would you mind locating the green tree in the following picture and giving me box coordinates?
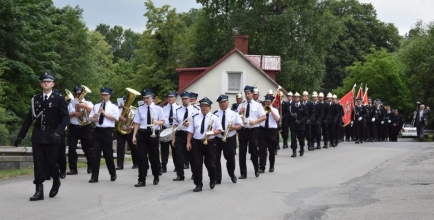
[95,24,140,62]
[335,47,411,114]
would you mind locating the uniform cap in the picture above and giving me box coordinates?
[73,86,83,93]
[244,85,254,93]
[264,94,274,101]
[294,92,300,97]
[141,89,153,97]
[216,94,228,102]
[199,97,212,106]
[40,72,55,81]
[167,91,177,97]
[318,92,324,97]
[302,91,309,96]
[100,87,113,95]
[312,91,318,97]
[179,91,191,99]
[253,87,259,95]
[267,90,273,95]
[326,92,333,98]
[332,94,337,99]
[287,91,293,96]
[236,92,242,98]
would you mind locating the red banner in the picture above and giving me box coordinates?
[340,89,354,127]
[272,91,281,109]
[362,89,369,105]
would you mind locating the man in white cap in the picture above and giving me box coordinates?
[302,91,315,151]
[351,98,367,144]
[311,92,324,149]
[231,92,243,112]
[325,92,339,147]
[252,87,263,106]
[333,95,344,146]
[289,92,309,157]
[318,92,329,148]
[281,91,293,149]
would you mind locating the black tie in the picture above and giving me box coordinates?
[246,102,250,118]
[265,113,269,128]
[183,108,188,120]
[44,95,48,102]
[169,105,173,124]
[222,111,226,129]
[200,114,206,134]
[98,102,105,125]
[147,106,151,125]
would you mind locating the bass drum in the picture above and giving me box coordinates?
[159,128,173,142]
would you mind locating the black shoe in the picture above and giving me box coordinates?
[87,167,92,174]
[355,141,360,144]
[173,168,177,172]
[67,170,78,175]
[291,153,297,157]
[111,174,117,181]
[210,180,216,189]
[360,141,363,144]
[238,175,247,179]
[277,145,281,150]
[216,180,221,184]
[45,175,51,181]
[49,179,61,198]
[115,167,123,170]
[132,165,138,169]
[283,144,288,149]
[315,146,321,150]
[153,177,159,185]
[30,184,44,201]
[269,167,274,172]
[275,151,278,155]
[230,175,237,183]
[330,144,335,147]
[259,169,265,173]
[184,164,189,169]
[59,172,66,179]
[255,170,260,177]
[159,169,163,176]
[323,145,328,149]
[135,181,146,187]
[173,176,185,181]
[88,179,98,183]
[161,167,167,173]
[193,185,202,192]
[300,151,304,157]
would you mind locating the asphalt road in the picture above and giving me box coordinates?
[1,139,433,220]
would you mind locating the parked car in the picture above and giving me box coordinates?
[399,122,417,138]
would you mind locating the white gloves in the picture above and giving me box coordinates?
[388,120,391,123]
[351,121,354,125]
[358,117,362,121]
[381,121,384,124]
[371,118,375,122]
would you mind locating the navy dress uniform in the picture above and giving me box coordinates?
[333,95,344,146]
[318,92,329,148]
[289,92,309,157]
[325,93,340,147]
[88,87,120,183]
[172,91,200,181]
[214,95,242,184]
[187,97,222,192]
[302,91,315,151]
[311,92,324,149]
[364,98,375,142]
[231,92,243,112]
[281,92,293,149]
[67,86,94,175]
[15,73,69,201]
[374,100,386,141]
[160,91,179,173]
[237,85,267,179]
[132,89,165,187]
[258,94,280,172]
[352,98,367,144]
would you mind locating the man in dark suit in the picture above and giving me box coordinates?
[364,97,375,142]
[374,100,386,141]
[289,92,309,157]
[281,92,293,149]
[14,73,69,201]
[414,104,431,141]
[325,93,340,147]
[333,95,344,146]
[302,91,315,151]
[352,98,367,144]
[391,109,402,142]
[231,92,243,112]
[311,92,324,149]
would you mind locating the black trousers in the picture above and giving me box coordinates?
[214,136,236,181]
[68,124,93,170]
[375,123,383,141]
[416,124,425,140]
[238,127,259,176]
[388,124,395,140]
[311,123,322,146]
[57,133,67,173]
[33,142,60,184]
[291,129,305,152]
[327,123,335,145]
[160,132,176,169]
[281,119,290,144]
[259,128,278,170]
[354,121,365,141]
[304,124,312,146]
[136,129,160,181]
[174,131,192,177]
[364,121,371,141]
[116,131,137,168]
[91,128,116,180]
[382,123,389,141]
[321,122,328,146]
[192,139,216,187]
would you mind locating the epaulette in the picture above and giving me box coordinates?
[192,113,199,118]
[176,106,182,111]
[213,110,218,114]
[213,114,219,117]
[193,105,199,110]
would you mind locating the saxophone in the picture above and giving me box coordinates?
[117,88,141,135]
[222,115,233,142]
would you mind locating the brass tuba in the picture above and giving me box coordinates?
[64,89,74,102]
[117,88,141,135]
[76,85,92,125]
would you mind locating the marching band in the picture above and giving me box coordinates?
[14,74,407,199]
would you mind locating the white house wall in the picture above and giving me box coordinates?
[176,52,280,111]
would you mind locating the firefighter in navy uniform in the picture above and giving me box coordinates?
[352,98,367,144]
[318,92,329,148]
[302,91,315,151]
[252,87,263,106]
[374,100,386,141]
[333,95,344,146]
[14,73,69,201]
[289,92,309,157]
[231,92,243,112]
[281,92,293,149]
[311,92,324,150]
[364,97,375,142]
[325,93,340,147]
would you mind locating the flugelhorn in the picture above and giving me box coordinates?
[222,115,233,142]
[203,116,214,145]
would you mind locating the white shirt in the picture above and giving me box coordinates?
[214,109,243,138]
[162,102,179,127]
[133,103,165,130]
[259,106,280,129]
[68,99,94,125]
[90,101,119,128]
[237,100,266,128]
[187,112,222,140]
[173,104,199,131]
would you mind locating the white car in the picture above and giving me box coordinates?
[399,122,417,138]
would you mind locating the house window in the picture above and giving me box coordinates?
[227,72,242,92]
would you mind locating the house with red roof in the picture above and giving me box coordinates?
[176,35,283,109]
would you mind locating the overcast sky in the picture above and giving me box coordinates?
[52,0,434,35]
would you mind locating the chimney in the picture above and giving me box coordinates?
[234,35,249,54]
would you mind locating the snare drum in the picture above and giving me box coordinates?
[159,128,173,142]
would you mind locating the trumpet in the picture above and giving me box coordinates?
[150,113,157,138]
[203,116,214,145]
[240,102,246,124]
[222,115,233,142]
[264,105,271,114]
